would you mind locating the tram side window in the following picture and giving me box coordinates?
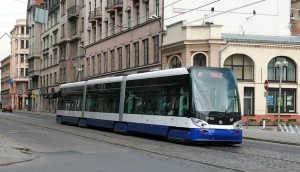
[62,94,82,111]
[86,89,120,113]
[124,86,188,116]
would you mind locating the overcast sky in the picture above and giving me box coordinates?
[0,0,27,60]
[0,0,292,61]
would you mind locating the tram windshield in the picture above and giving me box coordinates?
[190,67,241,120]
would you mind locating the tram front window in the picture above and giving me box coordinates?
[190,67,240,120]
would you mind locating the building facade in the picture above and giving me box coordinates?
[162,22,300,122]
[291,0,300,36]
[0,56,12,107]
[23,0,300,118]
[9,19,29,110]
[27,0,87,112]
[83,0,162,79]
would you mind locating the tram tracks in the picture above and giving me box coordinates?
[2,112,300,171]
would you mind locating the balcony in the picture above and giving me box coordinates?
[49,0,60,13]
[106,0,123,13]
[88,11,96,23]
[114,0,123,9]
[94,7,102,20]
[67,5,80,20]
[28,70,40,78]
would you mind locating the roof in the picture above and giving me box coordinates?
[222,33,300,45]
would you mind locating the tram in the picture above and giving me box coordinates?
[56,67,242,145]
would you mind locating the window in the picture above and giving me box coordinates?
[54,32,57,44]
[127,10,131,28]
[193,53,206,67]
[54,12,58,25]
[21,26,25,34]
[104,52,107,73]
[111,49,115,72]
[118,47,122,70]
[98,54,101,74]
[134,42,139,67]
[244,87,254,116]
[87,58,90,76]
[21,40,25,49]
[61,24,65,38]
[145,2,149,21]
[155,0,159,16]
[25,69,28,76]
[105,22,108,38]
[267,57,296,82]
[126,44,130,68]
[224,54,254,80]
[92,56,95,75]
[153,35,159,63]
[81,17,84,32]
[54,50,58,64]
[54,72,57,84]
[71,20,77,35]
[267,89,296,113]
[170,56,181,69]
[60,45,66,60]
[50,74,52,85]
[21,54,25,63]
[21,68,24,76]
[61,0,66,16]
[136,5,140,25]
[143,39,149,65]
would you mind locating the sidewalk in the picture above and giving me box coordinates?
[0,134,34,166]
[1,111,299,166]
[243,125,300,146]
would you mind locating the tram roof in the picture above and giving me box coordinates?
[126,67,189,81]
[60,68,189,88]
[60,81,86,88]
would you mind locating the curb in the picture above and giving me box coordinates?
[243,137,300,147]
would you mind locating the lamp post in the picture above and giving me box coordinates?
[274,60,288,131]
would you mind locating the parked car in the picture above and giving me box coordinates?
[2,105,13,112]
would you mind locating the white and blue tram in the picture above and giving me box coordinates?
[56,67,243,145]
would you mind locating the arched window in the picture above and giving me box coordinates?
[267,57,296,82]
[224,54,254,80]
[170,56,181,69]
[193,53,206,66]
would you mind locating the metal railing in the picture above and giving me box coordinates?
[67,5,80,19]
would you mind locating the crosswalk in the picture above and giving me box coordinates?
[279,123,300,134]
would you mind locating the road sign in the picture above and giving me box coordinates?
[264,91,268,97]
[264,80,268,90]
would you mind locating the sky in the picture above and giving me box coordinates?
[0,0,27,60]
[0,0,291,61]
[165,0,291,36]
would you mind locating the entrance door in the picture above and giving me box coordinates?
[244,87,254,116]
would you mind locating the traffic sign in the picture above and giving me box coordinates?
[264,80,268,90]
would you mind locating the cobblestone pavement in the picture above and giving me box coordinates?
[1,111,300,171]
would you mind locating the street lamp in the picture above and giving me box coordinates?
[274,60,288,131]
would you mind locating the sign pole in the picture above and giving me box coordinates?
[263,80,268,130]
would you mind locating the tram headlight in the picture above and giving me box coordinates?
[233,120,242,129]
[191,118,208,128]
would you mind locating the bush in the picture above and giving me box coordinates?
[262,118,271,121]
[288,118,297,122]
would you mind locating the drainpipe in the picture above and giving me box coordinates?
[219,41,230,67]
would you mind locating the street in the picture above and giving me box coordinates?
[0,111,300,172]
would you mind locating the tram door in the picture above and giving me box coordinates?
[243,87,254,116]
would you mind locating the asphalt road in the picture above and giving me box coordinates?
[0,112,300,172]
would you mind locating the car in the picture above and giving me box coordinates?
[2,105,13,112]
